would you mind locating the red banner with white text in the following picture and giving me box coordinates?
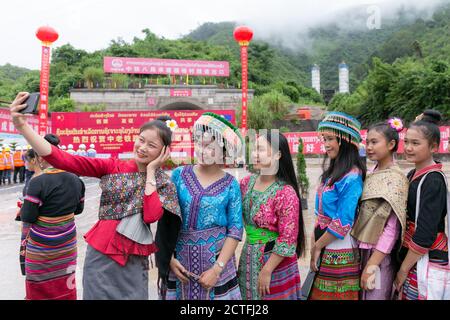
[51,110,236,159]
[286,127,450,155]
[38,46,51,136]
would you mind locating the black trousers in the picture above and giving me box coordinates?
[13,166,25,183]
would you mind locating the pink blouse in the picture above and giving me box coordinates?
[358,212,400,254]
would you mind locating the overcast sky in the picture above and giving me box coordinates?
[0,0,445,69]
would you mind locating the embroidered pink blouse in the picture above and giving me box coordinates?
[240,175,300,257]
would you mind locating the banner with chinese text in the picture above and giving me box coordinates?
[51,110,236,159]
[104,57,230,77]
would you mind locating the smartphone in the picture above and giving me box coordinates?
[19,93,40,114]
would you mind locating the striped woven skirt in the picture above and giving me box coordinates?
[238,241,301,300]
[310,247,360,300]
[19,222,32,276]
[401,266,419,300]
[166,227,241,300]
[25,214,78,300]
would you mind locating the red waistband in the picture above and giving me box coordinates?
[403,221,448,252]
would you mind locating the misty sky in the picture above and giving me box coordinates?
[0,0,446,69]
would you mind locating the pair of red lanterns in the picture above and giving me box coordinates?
[36,25,252,50]
[34,25,253,134]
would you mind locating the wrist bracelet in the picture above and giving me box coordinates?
[146,179,156,186]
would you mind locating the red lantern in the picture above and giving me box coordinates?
[36,25,58,136]
[36,26,59,44]
[233,26,253,135]
[233,26,253,46]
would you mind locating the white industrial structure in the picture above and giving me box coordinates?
[339,62,350,93]
[311,64,321,94]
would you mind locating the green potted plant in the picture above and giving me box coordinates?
[296,137,309,210]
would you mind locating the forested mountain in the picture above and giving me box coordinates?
[0,2,448,123]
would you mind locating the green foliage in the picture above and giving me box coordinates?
[296,138,309,197]
[110,74,129,88]
[50,97,76,112]
[52,44,88,65]
[0,2,448,126]
[52,71,83,97]
[238,98,273,130]
[83,67,104,88]
[331,57,450,124]
[259,90,291,119]
[80,104,107,112]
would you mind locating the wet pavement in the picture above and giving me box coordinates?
[0,160,449,299]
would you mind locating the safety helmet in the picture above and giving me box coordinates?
[61,145,67,150]
[89,144,95,149]
[79,144,86,149]
[68,144,74,149]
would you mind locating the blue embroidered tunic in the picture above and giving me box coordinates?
[166,165,243,300]
[171,165,243,238]
[315,169,364,239]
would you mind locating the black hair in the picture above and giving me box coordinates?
[321,137,367,186]
[139,116,172,146]
[409,110,442,147]
[368,120,401,153]
[24,149,37,162]
[264,131,306,258]
[44,134,60,147]
[25,134,61,161]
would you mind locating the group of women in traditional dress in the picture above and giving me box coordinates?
[309,110,449,301]
[9,91,449,300]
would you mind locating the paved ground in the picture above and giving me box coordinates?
[0,159,449,300]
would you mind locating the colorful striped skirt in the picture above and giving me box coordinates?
[25,214,78,300]
[401,266,419,300]
[310,248,361,300]
[19,222,32,276]
[166,227,241,300]
[238,241,301,300]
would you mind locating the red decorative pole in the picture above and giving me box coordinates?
[233,26,253,136]
[36,26,59,136]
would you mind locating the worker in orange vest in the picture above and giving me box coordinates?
[0,147,5,186]
[13,146,25,184]
[2,146,14,185]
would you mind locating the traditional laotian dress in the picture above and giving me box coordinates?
[20,168,85,300]
[351,165,408,300]
[42,145,180,300]
[166,165,243,300]
[238,175,302,300]
[310,169,363,300]
[400,164,448,300]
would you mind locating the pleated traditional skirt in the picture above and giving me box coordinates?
[166,227,241,300]
[82,245,149,300]
[238,241,301,300]
[310,233,361,300]
[25,214,78,300]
